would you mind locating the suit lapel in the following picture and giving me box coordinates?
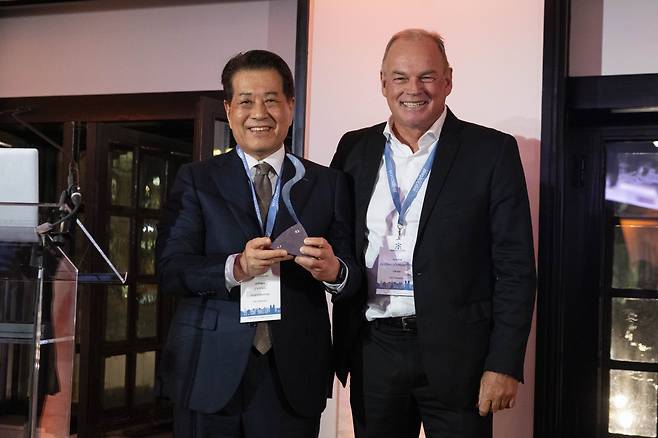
[209,150,262,240]
[417,109,462,241]
[355,129,386,256]
[271,155,316,239]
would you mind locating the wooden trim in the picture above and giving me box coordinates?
[568,74,658,110]
[59,122,74,195]
[292,0,310,157]
[534,0,570,436]
[0,91,220,123]
[194,96,226,161]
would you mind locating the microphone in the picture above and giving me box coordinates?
[67,161,82,208]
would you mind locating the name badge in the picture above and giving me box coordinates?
[240,264,282,322]
[375,235,414,296]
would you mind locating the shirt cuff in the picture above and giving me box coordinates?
[323,257,348,294]
[224,253,241,291]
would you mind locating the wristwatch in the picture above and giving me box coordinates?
[324,260,347,295]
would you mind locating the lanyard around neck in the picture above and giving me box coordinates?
[236,147,307,236]
[236,146,282,237]
[383,139,438,236]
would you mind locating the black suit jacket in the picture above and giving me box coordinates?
[155,149,360,417]
[330,109,536,409]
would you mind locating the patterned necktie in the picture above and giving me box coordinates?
[252,162,274,354]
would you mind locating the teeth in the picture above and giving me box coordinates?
[402,102,426,108]
[249,127,271,131]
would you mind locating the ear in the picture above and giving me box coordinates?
[444,67,454,96]
[380,70,387,96]
[223,100,233,128]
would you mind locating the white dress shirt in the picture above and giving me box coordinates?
[224,146,285,290]
[224,146,347,292]
[364,109,447,321]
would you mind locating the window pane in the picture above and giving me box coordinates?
[612,221,658,291]
[109,150,134,207]
[136,284,157,338]
[109,216,131,274]
[611,297,658,362]
[609,369,657,437]
[134,351,156,405]
[138,219,158,275]
[139,154,165,209]
[606,150,658,218]
[105,285,128,342]
[103,355,126,409]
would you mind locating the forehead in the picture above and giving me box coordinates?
[231,68,285,94]
[383,37,446,72]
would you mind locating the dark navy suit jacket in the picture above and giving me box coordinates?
[155,149,360,417]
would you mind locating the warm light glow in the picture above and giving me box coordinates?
[617,410,635,430]
[152,176,160,187]
[612,394,629,409]
[213,148,223,156]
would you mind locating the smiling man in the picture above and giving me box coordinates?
[156,50,360,438]
[331,29,536,437]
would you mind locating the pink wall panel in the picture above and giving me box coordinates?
[306,1,544,437]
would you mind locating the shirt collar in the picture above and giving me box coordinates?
[242,145,286,177]
[383,106,448,153]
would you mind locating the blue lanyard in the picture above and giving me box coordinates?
[236,146,306,236]
[237,146,282,237]
[383,139,438,235]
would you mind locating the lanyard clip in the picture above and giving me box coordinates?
[397,223,404,240]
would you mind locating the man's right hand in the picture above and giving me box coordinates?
[233,237,293,282]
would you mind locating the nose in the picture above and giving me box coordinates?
[406,77,422,94]
[250,99,268,119]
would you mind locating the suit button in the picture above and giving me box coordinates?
[415,272,422,277]
[249,323,257,327]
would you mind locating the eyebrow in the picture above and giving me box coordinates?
[237,91,281,97]
[391,70,438,76]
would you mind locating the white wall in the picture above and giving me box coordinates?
[601,0,658,75]
[570,0,658,76]
[305,1,544,437]
[0,0,297,97]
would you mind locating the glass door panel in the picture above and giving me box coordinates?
[109,150,135,207]
[136,284,158,339]
[605,140,658,438]
[103,354,127,410]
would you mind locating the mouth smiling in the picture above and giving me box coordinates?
[401,100,428,109]
[248,126,273,132]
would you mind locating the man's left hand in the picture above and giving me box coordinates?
[294,237,340,282]
[477,371,519,416]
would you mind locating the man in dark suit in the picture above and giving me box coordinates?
[331,29,536,437]
[156,50,360,438]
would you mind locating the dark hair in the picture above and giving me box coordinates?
[221,50,295,102]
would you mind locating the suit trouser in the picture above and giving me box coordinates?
[174,349,320,438]
[350,321,492,438]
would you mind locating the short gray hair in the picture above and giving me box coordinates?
[382,29,449,68]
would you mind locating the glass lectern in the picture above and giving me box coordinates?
[0,203,124,438]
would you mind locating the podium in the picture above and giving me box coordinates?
[0,228,77,438]
[0,203,125,438]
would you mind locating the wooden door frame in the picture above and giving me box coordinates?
[536,0,658,435]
